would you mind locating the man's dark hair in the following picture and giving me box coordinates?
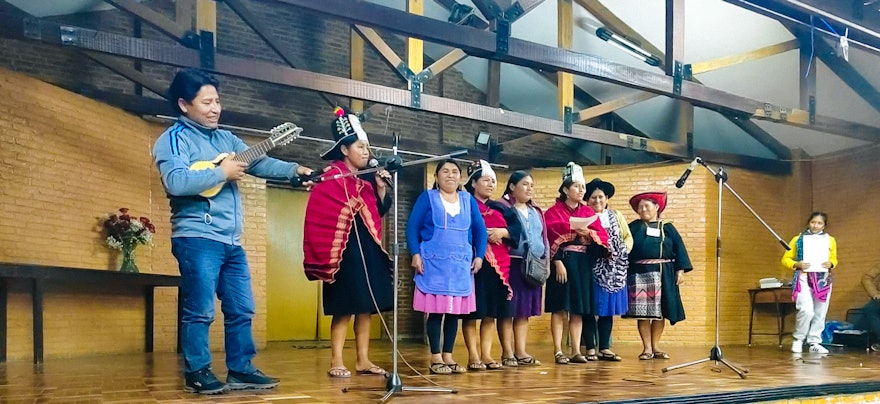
[167,68,220,114]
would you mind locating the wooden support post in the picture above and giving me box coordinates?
[558,0,574,120]
[196,0,216,45]
[351,29,364,112]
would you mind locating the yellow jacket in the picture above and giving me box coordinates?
[780,233,838,270]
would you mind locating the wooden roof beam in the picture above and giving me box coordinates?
[271,0,878,142]
[103,0,197,47]
[689,40,799,75]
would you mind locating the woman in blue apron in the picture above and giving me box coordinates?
[407,159,487,374]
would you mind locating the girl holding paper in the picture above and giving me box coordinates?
[543,163,608,364]
[781,212,838,354]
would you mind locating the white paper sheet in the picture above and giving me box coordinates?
[802,234,830,272]
[570,217,593,231]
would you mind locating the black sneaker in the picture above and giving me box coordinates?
[226,369,280,390]
[184,368,227,395]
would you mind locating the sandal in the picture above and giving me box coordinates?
[598,351,622,362]
[638,352,654,360]
[516,356,541,366]
[446,363,467,374]
[328,366,352,378]
[485,361,503,370]
[569,353,588,364]
[356,365,387,375]
[501,357,518,367]
[429,363,452,375]
[585,349,598,361]
[554,352,570,365]
[467,361,487,371]
[653,351,670,360]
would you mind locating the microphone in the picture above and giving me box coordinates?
[675,157,701,188]
[369,158,394,190]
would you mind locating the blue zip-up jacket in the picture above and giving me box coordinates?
[153,116,300,246]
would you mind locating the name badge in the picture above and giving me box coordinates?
[646,227,661,237]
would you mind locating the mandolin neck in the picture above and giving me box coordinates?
[231,138,274,164]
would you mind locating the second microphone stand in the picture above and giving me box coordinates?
[661,159,790,379]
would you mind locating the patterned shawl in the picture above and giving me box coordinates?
[593,209,629,293]
[479,199,513,300]
[303,160,386,283]
[791,230,832,302]
[544,199,608,260]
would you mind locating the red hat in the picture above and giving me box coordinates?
[629,191,667,215]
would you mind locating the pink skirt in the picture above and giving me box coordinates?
[413,282,476,315]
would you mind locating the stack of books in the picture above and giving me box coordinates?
[758,278,784,288]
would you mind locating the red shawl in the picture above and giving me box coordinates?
[544,199,608,259]
[478,199,513,300]
[303,160,386,283]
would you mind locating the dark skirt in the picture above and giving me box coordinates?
[545,250,595,315]
[322,218,393,316]
[462,261,512,320]
[508,257,543,318]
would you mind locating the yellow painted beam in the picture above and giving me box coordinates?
[576,92,658,123]
[558,0,573,119]
[351,29,364,112]
[690,40,799,75]
[196,0,215,44]
[407,0,424,86]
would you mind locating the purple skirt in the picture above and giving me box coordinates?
[509,257,543,317]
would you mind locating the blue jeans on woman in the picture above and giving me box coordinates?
[172,237,257,375]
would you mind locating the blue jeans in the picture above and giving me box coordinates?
[171,237,257,374]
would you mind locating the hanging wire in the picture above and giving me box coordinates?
[804,15,815,78]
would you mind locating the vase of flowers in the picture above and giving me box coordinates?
[100,208,156,273]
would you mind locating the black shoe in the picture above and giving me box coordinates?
[226,369,280,390]
[184,368,227,395]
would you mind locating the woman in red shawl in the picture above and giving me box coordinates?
[461,160,513,371]
[543,162,608,364]
[302,108,393,378]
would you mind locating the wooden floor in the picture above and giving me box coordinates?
[2,340,880,403]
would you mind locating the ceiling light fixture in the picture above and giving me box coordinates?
[784,0,880,42]
[474,131,503,162]
[596,27,662,67]
[732,0,880,54]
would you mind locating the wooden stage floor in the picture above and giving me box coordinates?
[2,340,880,403]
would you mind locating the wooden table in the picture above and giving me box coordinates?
[0,263,181,363]
[748,286,794,347]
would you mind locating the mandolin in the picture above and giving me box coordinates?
[190,122,301,198]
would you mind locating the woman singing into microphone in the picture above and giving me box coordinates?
[302,107,394,379]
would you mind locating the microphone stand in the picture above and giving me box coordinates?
[662,160,790,379]
[341,144,468,402]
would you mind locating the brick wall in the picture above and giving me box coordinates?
[0,67,271,359]
[1,0,861,355]
[812,147,880,322]
[518,161,806,346]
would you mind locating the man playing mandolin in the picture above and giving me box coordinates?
[153,68,314,395]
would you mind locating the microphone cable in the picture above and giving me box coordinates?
[335,160,448,386]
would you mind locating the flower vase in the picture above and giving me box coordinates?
[120,245,139,273]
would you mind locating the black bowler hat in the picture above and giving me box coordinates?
[585,177,615,199]
[320,107,370,161]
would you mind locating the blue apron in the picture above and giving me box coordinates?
[414,190,474,297]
